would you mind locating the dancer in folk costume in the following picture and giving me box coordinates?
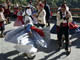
[14,7,24,26]
[13,4,19,18]
[37,3,46,28]
[28,1,36,13]
[5,9,47,59]
[23,4,32,18]
[0,8,6,37]
[4,5,10,24]
[55,4,72,54]
[43,0,51,26]
[36,2,50,44]
[51,3,80,35]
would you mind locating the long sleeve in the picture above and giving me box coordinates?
[68,11,73,23]
[56,12,63,26]
[0,12,6,22]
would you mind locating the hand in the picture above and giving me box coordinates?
[39,20,41,22]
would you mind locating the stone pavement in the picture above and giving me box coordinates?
[0,19,80,60]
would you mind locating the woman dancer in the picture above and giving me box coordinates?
[5,9,47,59]
[37,3,46,28]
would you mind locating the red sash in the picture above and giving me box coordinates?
[31,26,44,37]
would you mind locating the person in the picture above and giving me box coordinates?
[4,5,10,24]
[13,4,19,18]
[50,3,80,34]
[22,5,33,26]
[37,3,46,28]
[14,7,24,26]
[2,1,7,9]
[6,0,11,9]
[5,10,47,59]
[0,8,6,37]
[43,0,51,26]
[56,4,72,54]
[22,4,33,20]
[28,1,36,13]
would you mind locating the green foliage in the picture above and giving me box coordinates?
[47,0,80,8]
[0,0,5,3]
[0,0,80,8]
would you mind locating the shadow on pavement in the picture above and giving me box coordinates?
[37,39,58,53]
[39,39,71,60]
[0,50,35,60]
[70,33,80,48]
[39,52,67,60]
[0,50,32,60]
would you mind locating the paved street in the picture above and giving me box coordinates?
[0,18,80,60]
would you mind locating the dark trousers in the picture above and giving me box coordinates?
[57,26,69,50]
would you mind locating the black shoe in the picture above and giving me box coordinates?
[65,48,71,55]
[66,50,70,55]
